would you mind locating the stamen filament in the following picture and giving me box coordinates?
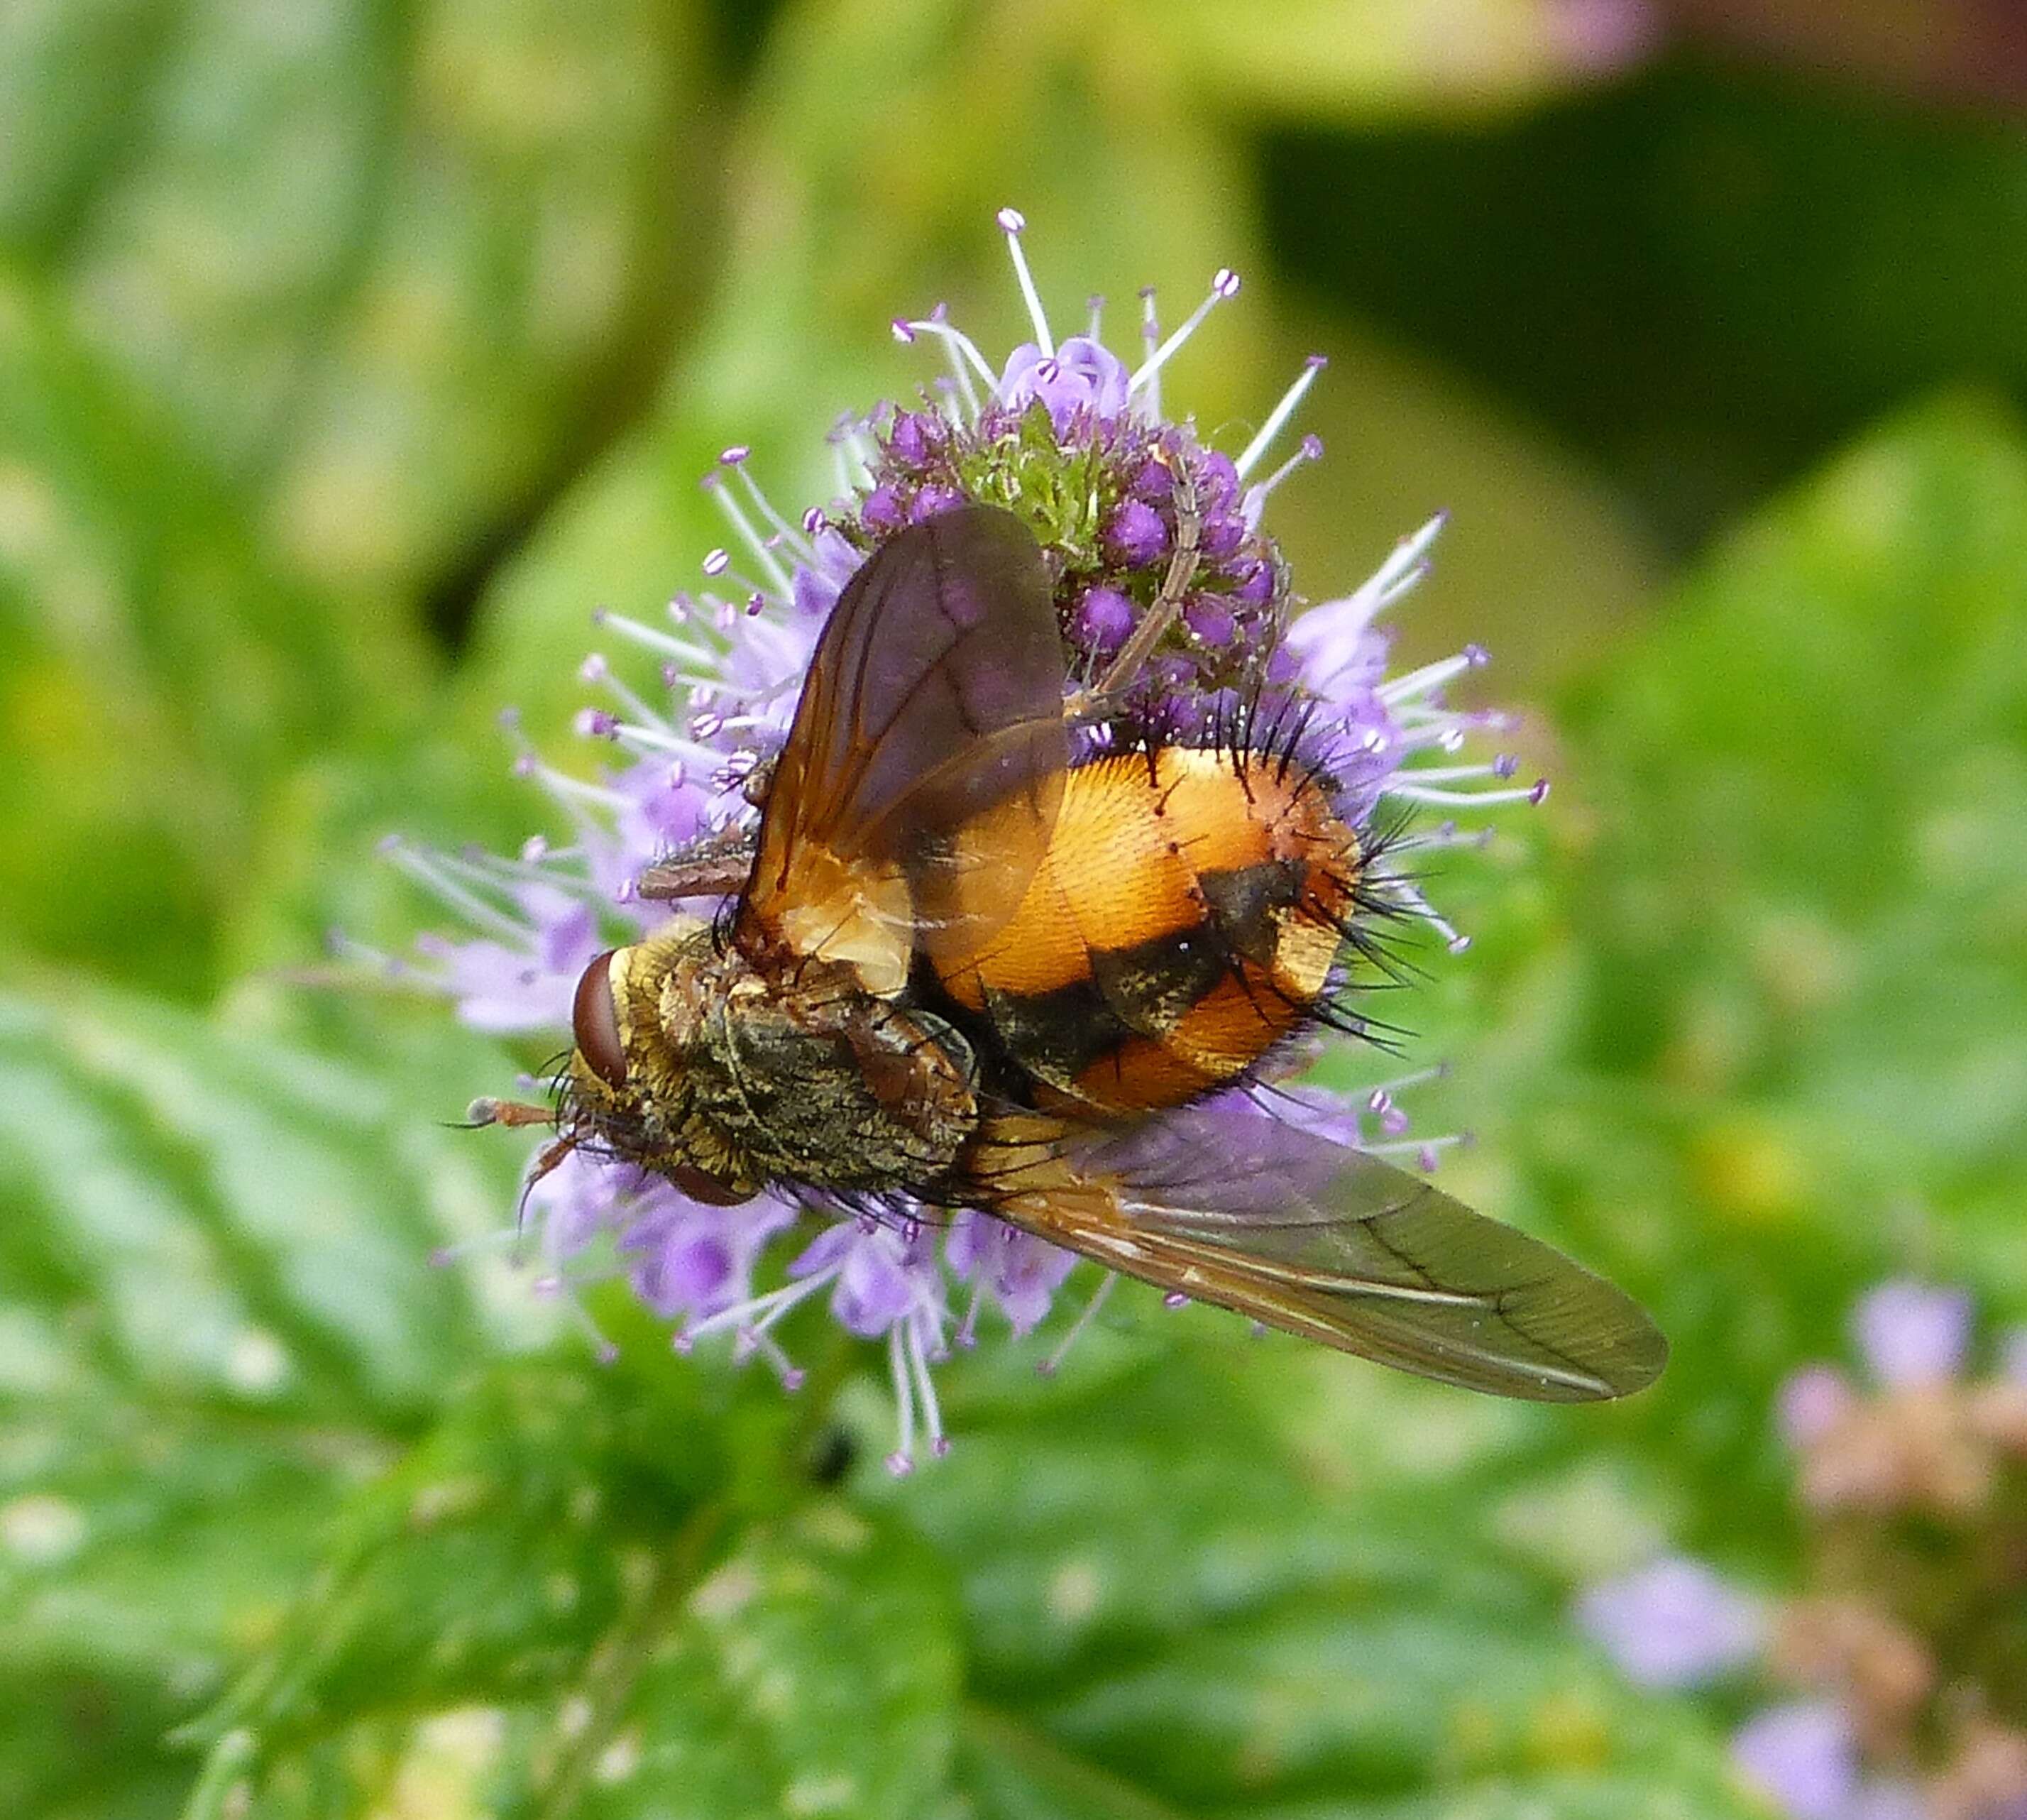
[1236,356,1327,479]
[384,842,534,947]
[705,476,796,598]
[1129,268,1240,396]
[996,207,1053,356]
[1138,287,1163,415]
[886,1323,918,1475]
[1039,1271,1116,1377]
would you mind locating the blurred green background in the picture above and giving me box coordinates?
[4,1,2026,1815]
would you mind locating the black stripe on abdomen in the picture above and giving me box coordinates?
[969,859,1318,1099]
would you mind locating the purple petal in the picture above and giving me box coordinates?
[1732,1701,1858,1820]
[1576,1557,1766,1689]
[610,756,710,864]
[1852,1281,1972,1387]
[945,1212,1075,1338]
[1103,498,1168,567]
[999,336,1131,426]
[792,1220,940,1339]
[419,933,576,1034]
[524,1148,627,1259]
[1283,595,1393,695]
[620,1189,799,1320]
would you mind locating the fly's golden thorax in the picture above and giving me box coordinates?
[564,920,982,1200]
[930,747,1358,1117]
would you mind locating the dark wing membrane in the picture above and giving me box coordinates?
[739,505,1069,977]
[974,1102,1665,1401]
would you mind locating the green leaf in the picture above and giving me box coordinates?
[1552,394,2027,1253]
[2,0,718,612]
[0,987,524,1414]
[185,1366,960,1820]
[0,267,429,994]
[1450,395,2027,1552]
[858,1320,1755,1819]
[0,976,548,1816]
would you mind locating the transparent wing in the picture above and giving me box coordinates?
[972,1100,1665,1401]
[737,505,1068,987]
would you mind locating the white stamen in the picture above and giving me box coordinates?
[517,761,631,813]
[886,1323,918,1476]
[1302,512,1449,661]
[1138,287,1163,416]
[1365,1133,1468,1163]
[727,458,819,566]
[1129,268,1240,397]
[896,318,999,397]
[704,475,794,598]
[1236,356,1327,480]
[681,1269,833,1348]
[1378,651,1474,706]
[383,842,534,947]
[908,1317,948,1457]
[588,661,674,735]
[593,608,706,666]
[1387,761,1507,784]
[435,844,613,911]
[996,207,1053,357]
[1039,1271,1116,1377]
[1385,780,1547,808]
[1241,434,1323,522]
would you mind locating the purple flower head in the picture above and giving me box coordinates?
[1852,1281,1972,1388]
[380,211,1537,1470]
[1582,1283,2027,1820]
[1734,1701,1860,1820]
[1576,1556,1767,1689]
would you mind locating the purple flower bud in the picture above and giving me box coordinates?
[888,411,935,466]
[999,336,1131,427]
[1228,557,1275,605]
[1104,498,1169,566]
[862,486,905,531]
[1183,596,1236,648]
[1130,456,1174,502]
[1198,514,1246,559]
[1197,448,1239,510]
[1072,584,1136,655]
[910,483,965,522]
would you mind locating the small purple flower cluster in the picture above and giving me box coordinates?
[359,212,1544,1470]
[1579,1282,2027,1820]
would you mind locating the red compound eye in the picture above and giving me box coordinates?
[572,949,627,1088]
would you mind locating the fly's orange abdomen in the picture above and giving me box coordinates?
[932,747,1356,1115]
